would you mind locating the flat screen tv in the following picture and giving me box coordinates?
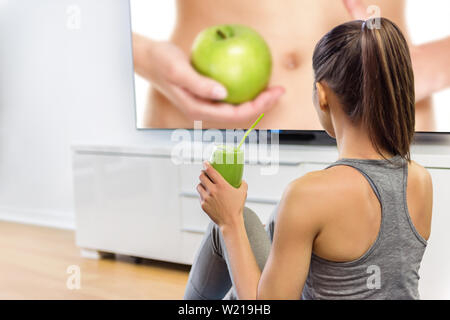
[130,0,450,139]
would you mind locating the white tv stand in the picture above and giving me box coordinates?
[72,140,450,299]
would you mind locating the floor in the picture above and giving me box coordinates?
[0,221,190,299]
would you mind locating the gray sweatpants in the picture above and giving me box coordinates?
[183,207,276,300]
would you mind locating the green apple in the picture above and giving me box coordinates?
[191,24,272,104]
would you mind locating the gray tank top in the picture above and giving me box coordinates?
[301,155,428,300]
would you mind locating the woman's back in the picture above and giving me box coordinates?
[293,156,433,299]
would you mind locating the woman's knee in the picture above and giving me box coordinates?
[242,207,271,270]
[206,207,264,257]
[243,207,263,230]
[206,220,224,257]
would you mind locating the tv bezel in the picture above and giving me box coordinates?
[135,127,450,146]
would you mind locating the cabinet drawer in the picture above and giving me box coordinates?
[179,164,203,194]
[244,163,330,200]
[179,162,330,202]
[179,163,300,199]
[244,164,298,200]
[180,196,209,234]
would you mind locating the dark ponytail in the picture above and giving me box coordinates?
[313,18,415,161]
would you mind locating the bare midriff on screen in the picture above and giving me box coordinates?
[143,0,433,130]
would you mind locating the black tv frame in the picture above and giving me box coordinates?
[274,130,450,146]
[139,129,448,147]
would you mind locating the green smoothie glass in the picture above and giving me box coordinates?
[209,113,264,188]
[210,145,244,188]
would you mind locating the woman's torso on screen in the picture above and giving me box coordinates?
[144,0,433,130]
[297,157,432,299]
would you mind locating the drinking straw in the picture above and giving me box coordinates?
[237,113,265,149]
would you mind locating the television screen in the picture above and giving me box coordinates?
[130,0,450,133]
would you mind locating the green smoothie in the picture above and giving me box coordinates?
[209,113,264,188]
[210,145,244,188]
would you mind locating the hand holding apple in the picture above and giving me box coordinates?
[132,33,283,123]
[191,25,273,104]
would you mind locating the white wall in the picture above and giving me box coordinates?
[0,0,74,228]
[0,0,173,229]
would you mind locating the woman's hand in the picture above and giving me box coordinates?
[196,161,248,229]
[133,34,285,123]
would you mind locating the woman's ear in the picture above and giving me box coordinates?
[315,82,329,112]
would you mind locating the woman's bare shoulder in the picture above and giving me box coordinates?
[276,170,338,236]
[281,166,366,218]
[277,165,385,240]
[409,160,433,185]
[287,165,368,196]
[406,160,433,240]
[408,160,433,205]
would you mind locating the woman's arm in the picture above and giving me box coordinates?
[411,37,450,101]
[220,218,261,299]
[342,0,450,101]
[197,162,260,299]
[257,178,323,299]
[198,163,324,299]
